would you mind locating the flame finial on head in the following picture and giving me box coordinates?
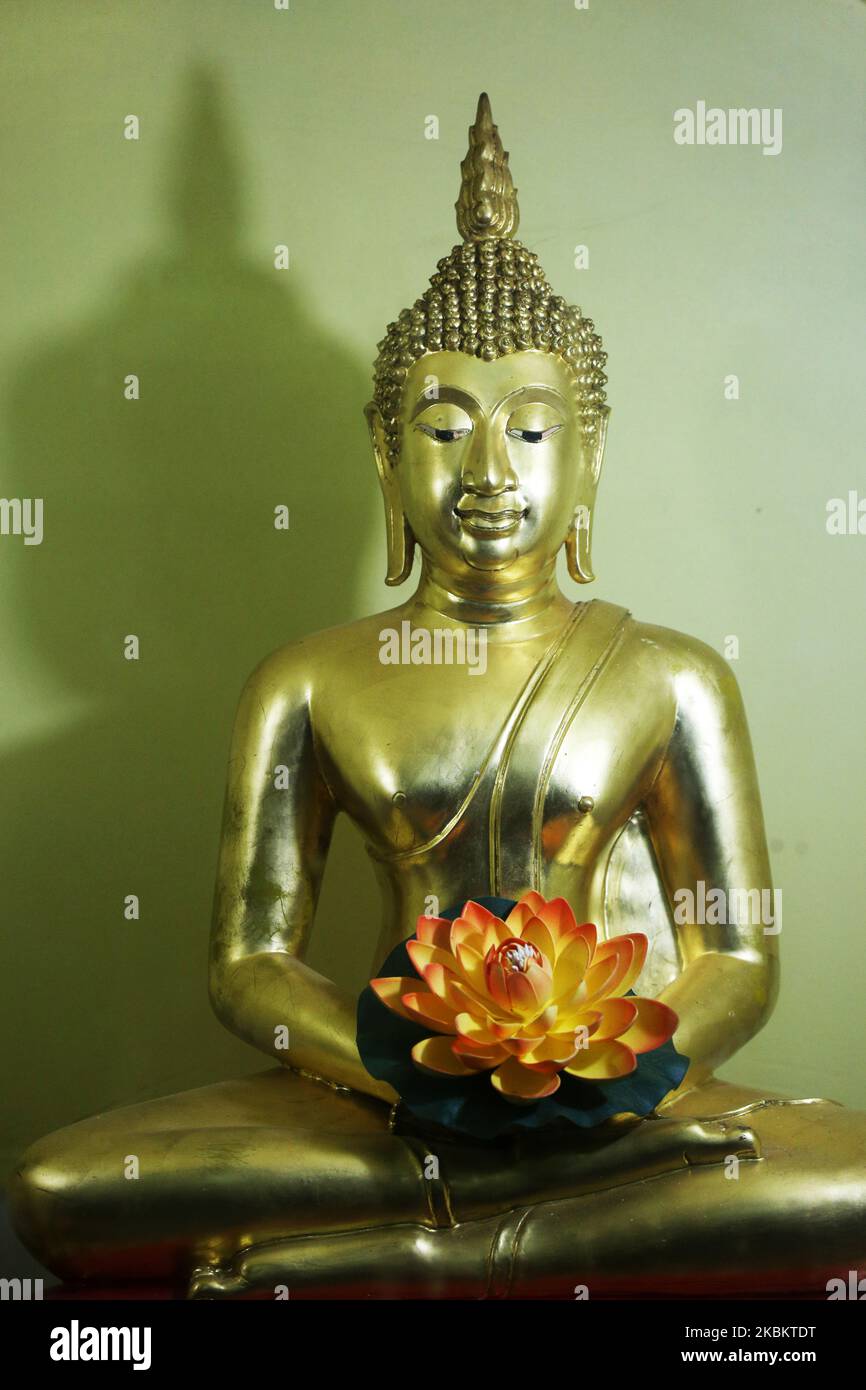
[455,93,519,241]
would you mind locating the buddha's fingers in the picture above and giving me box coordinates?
[628,1115,761,1173]
[545,1113,758,1191]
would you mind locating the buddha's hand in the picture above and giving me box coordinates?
[578,1111,761,1184]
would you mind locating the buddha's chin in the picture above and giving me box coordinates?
[458,533,522,572]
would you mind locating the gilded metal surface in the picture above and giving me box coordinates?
[455,92,519,241]
[9,95,866,1298]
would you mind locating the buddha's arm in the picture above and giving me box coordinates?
[209,650,397,1103]
[643,633,780,1086]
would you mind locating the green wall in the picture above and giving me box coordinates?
[1,0,864,1177]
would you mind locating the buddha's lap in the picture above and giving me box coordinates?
[10,1067,866,1282]
[10,1069,404,1274]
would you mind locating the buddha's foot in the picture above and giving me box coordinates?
[188,1264,250,1300]
[185,1222,508,1300]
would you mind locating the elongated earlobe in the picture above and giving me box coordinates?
[365,402,415,585]
[383,507,415,586]
[565,409,609,584]
[565,522,595,584]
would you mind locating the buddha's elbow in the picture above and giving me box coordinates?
[739,951,780,1040]
[208,951,288,1052]
[208,954,244,1034]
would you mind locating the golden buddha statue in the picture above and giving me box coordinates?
[10,94,866,1299]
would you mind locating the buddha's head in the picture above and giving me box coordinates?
[366,94,609,591]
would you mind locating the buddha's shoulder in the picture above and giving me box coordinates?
[614,605,742,703]
[236,609,407,703]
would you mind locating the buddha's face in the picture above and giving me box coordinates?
[378,350,601,586]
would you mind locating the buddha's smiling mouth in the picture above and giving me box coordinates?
[454,500,528,536]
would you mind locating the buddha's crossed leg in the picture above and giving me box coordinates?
[11,1068,864,1297]
[189,1088,866,1299]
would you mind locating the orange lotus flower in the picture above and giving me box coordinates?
[371,892,678,1103]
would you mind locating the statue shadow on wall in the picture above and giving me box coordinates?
[0,67,383,1161]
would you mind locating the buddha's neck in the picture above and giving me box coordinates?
[410,560,574,638]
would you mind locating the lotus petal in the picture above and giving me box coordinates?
[409,949,492,1013]
[449,916,485,956]
[551,933,592,999]
[454,1011,501,1046]
[522,1003,559,1037]
[594,932,648,996]
[554,920,598,964]
[565,1038,637,1080]
[535,895,579,946]
[590,996,638,1041]
[582,943,632,1004]
[488,1018,521,1040]
[420,961,459,1003]
[483,953,511,1012]
[454,941,487,993]
[370,976,429,1024]
[504,900,537,933]
[504,960,553,1015]
[448,976,513,1024]
[617,997,679,1054]
[461,900,510,951]
[502,1034,541,1058]
[411,1036,480,1077]
[401,991,459,1033]
[415,916,454,950]
[451,1038,508,1069]
[523,1033,581,1065]
[491,1056,561,1101]
[407,940,457,980]
[512,890,547,918]
[552,1005,601,1035]
[520,914,557,963]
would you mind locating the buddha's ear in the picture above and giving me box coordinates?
[566,410,610,586]
[587,407,610,486]
[364,402,415,586]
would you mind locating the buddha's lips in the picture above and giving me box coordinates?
[455,501,527,534]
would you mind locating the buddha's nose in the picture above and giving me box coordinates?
[461,420,517,495]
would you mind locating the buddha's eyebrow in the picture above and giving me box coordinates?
[498,384,569,410]
[409,386,480,420]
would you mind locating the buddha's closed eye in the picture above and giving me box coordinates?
[416,424,472,443]
[415,422,565,444]
[506,424,564,443]
[505,400,566,443]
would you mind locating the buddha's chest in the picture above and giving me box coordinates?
[320,650,671,866]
